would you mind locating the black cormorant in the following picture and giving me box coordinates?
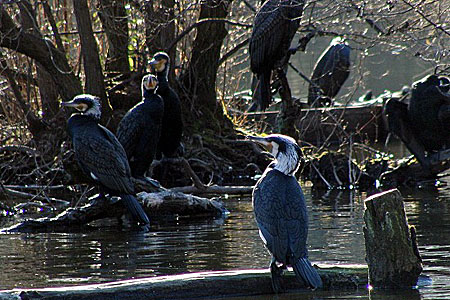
[116,74,164,178]
[408,74,450,152]
[308,37,351,107]
[248,134,322,292]
[149,52,183,158]
[249,0,305,111]
[61,94,150,227]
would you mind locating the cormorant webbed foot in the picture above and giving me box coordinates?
[270,258,285,294]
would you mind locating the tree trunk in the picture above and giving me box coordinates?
[180,0,234,134]
[276,69,300,141]
[97,0,130,75]
[73,0,111,123]
[144,0,176,83]
[18,1,60,121]
[0,6,82,101]
[363,189,422,288]
[0,55,45,138]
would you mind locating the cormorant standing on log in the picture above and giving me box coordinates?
[116,74,164,178]
[308,37,351,107]
[149,52,183,158]
[249,0,305,111]
[61,94,150,227]
[247,134,322,292]
[408,74,450,152]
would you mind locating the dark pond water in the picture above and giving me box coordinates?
[1,176,449,299]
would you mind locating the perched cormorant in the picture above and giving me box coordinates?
[116,74,164,178]
[149,52,183,158]
[308,37,351,107]
[249,0,305,111]
[248,134,322,292]
[408,74,450,152]
[61,94,150,227]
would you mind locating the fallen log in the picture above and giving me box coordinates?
[139,190,227,218]
[0,191,226,233]
[363,189,422,288]
[0,265,369,300]
[170,185,252,195]
[380,153,450,187]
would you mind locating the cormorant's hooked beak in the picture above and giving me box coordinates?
[143,76,158,90]
[246,135,273,153]
[149,58,167,73]
[61,101,87,112]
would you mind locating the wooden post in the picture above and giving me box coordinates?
[363,189,422,288]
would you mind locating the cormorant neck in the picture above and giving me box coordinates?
[143,89,157,99]
[73,110,100,122]
[156,66,169,83]
[272,147,300,176]
[81,104,101,121]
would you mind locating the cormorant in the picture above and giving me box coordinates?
[408,74,450,152]
[116,74,164,178]
[248,134,322,292]
[149,52,183,158]
[308,37,351,107]
[61,94,150,227]
[249,0,305,111]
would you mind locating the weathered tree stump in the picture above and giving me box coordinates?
[363,189,422,288]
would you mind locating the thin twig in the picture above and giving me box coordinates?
[219,38,249,66]
[1,187,69,206]
[165,18,252,52]
[4,184,65,190]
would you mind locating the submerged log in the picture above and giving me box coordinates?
[0,265,369,300]
[0,191,226,233]
[380,151,450,187]
[363,189,422,288]
[170,185,252,195]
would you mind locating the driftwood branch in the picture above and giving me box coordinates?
[0,190,226,233]
[0,265,427,299]
[0,265,372,300]
[171,185,252,195]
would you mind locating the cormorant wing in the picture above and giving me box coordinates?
[116,105,146,158]
[249,1,286,73]
[73,124,134,194]
[253,169,308,263]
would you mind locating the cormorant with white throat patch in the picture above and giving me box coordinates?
[149,52,183,158]
[61,94,150,228]
[116,74,164,179]
[248,134,322,293]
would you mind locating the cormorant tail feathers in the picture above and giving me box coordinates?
[292,257,323,289]
[120,194,150,225]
